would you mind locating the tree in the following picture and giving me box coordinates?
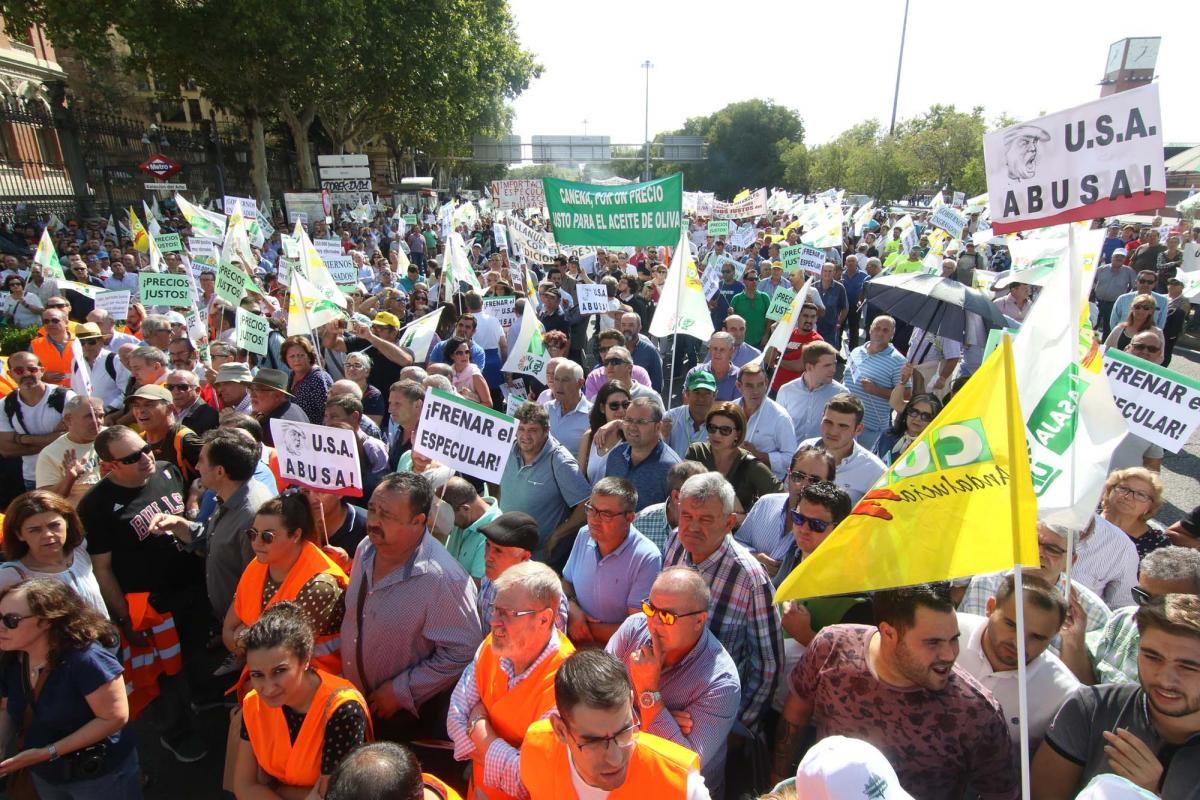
[778,141,810,192]
[895,105,987,194]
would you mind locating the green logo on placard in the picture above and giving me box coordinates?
[1026,364,1086,456]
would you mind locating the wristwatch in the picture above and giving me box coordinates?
[45,743,59,761]
[638,690,662,709]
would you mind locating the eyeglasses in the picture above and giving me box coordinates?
[743,276,759,282]
[1130,342,1161,354]
[584,502,628,520]
[112,443,153,465]
[788,470,824,484]
[244,528,280,544]
[791,510,831,533]
[604,358,630,367]
[1130,586,1153,607]
[641,599,706,626]
[46,303,68,309]
[41,318,63,325]
[607,400,631,410]
[908,409,935,423]
[1133,303,1154,309]
[1,613,35,630]
[706,422,735,436]
[9,365,40,375]
[165,383,194,392]
[1112,484,1153,503]
[563,718,639,754]
[1037,539,1067,558]
[488,604,544,624]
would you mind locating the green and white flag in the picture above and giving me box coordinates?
[446,232,482,293]
[33,228,64,279]
[287,270,345,337]
[143,202,161,237]
[501,300,548,383]
[175,193,227,240]
[222,201,257,273]
[649,229,714,341]
[398,307,442,363]
[293,223,347,310]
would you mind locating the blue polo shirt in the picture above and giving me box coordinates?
[604,439,681,511]
[563,525,661,624]
[499,436,592,554]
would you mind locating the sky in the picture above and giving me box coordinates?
[507,0,1199,158]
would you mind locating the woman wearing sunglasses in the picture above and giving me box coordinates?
[233,603,369,800]
[0,578,139,798]
[577,383,631,484]
[872,393,943,466]
[1104,293,1162,353]
[3,276,44,329]
[0,491,106,617]
[684,402,783,521]
[222,493,349,690]
[444,335,491,407]
[1099,467,1170,560]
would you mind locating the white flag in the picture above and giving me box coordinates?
[501,300,548,383]
[761,277,815,358]
[287,270,345,337]
[649,229,715,341]
[397,307,442,363]
[447,232,483,292]
[70,339,93,398]
[175,193,227,240]
[1012,223,1128,528]
[143,201,161,236]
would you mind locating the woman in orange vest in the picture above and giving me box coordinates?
[222,492,348,681]
[233,602,370,800]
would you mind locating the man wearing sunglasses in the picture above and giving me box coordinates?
[1109,269,1169,332]
[0,351,75,490]
[606,567,740,797]
[30,306,77,387]
[520,650,706,798]
[1059,545,1200,687]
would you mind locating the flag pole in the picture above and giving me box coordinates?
[1014,565,1032,800]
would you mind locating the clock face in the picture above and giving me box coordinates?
[1126,37,1160,70]
[1105,41,1125,77]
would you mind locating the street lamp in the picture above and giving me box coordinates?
[642,60,653,181]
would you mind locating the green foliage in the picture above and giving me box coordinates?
[506,164,576,180]
[0,325,41,357]
[778,141,810,193]
[894,105,987,194]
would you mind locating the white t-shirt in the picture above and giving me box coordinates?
[0,549,107,616]
[472,312,504,351]
[0,386,75,482]
[35,432,101,506]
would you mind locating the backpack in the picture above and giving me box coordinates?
[4,385,68,433]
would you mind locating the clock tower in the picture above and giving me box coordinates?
[1100,37,1160,97]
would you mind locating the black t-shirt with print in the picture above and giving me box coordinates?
[79,463,204,597]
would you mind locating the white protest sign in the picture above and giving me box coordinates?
[781,243,826,276]
[712,189,768,220]
[504,392,524,416]
[489,179,547,211]
[952,191,966,207]
[235,307,270,356]
[223,196,258,219]
[414,387,516,483]
[1103,347,1200,453]
[576,283,611,315]
[188,237,219,268]
[766,286,797,321]
[984,83,1165,234]
[493,223,509,251]
[930,205,967,239]
[325,256,357,286]
[701,261,721,300]
[96,290,131,321]
[578,253,597,275]
[1182,241,1200,274]
[313,239,343,263]
[270,418,364,497]
[502,301,549,382]
[481,295,517,331]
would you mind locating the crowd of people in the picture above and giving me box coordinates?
[0,196,1194,800]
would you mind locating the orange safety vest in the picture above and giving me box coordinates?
[30,333,75,387]
[120,592,183,720]
[0,357,16,399]
[233,542,348,676]
[519,719,697,800]
[265,447,287,492]
[471,631,575,800]
[423,773,465,800]
[242,669,371,788]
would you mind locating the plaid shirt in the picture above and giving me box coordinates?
[959,571,1111,656]
[1087,605,1139,684]
[664,533,783,729]
[633,502,671,553]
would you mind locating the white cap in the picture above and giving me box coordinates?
[794,736,913,800]
[1113,248,1129,257]
[165,311,188,326]
[1075,774,1158,799]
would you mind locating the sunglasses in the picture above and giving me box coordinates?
[607,400,631,410]
[908,409,935,423]
[41,318,64,325]
[641,600,705,626]
[244,528,281,544]
[1130,343,1161,354]
[791,510,831,533]
[47,303,68,309]
[604,358,630,367]
[706,422,736,436]
[788,470,825,484]
[112,443,153,465]
[9,365,40,375]
[1,613,34,630]
[165,383,194,392]
[1131,586,1153,607]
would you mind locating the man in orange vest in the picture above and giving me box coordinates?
[447,561,575,799]
[30,304,76,386]
[519,650,709,799]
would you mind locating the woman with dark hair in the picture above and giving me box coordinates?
[444,335,490,406]
[618,275,651,330]
[234,603,370,800]
[0,491,106,616]
[577,383,631,483]
[0,578,138,798]
[685,402,783,517]
[282,335,334,425]
[872,393,943,465]
[3,275,44,328]
[222,492,349,684]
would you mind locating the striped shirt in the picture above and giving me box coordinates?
[1086,605,1139,684]
[341,535,482,712]
[1072,514,1141,609]
[959,571,1110,655]
[447,634,563,799]
[733,493,792,560]
[664,533,783,729]
[607,615,741,793]
[843,343,907,433]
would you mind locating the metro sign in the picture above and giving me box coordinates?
[138,153,182,181]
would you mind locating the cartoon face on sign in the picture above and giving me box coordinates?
[281,425,306,458]
[1003,125,1051,181]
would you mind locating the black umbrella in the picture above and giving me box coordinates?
[864,272,1007,341]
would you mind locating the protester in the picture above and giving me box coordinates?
[577,382,630,482]
[872,391,941,465]
[684,402,783,516]
[34,395,103,506]
[798,393,886,504]
[249,368,310,446]
[1099,468,1170,559]
[777,342,846,443]
[0,490,106,614]
[0,351,75,491]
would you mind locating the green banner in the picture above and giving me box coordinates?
[708,219,730,238]
[139,273,192,306]
[402,214,417,226]
[154,232,183,253]
[217,261,245,306]
[542,173,683,246]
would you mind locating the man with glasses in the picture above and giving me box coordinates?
[607,567,741,797]
[447,561,573,800]
[1109,330,1168,472]
[0,352,75,490]
[959,521,1111,656]
[730,271,770,351]
[583,330,652,400]
[79,425,209,762]
[1059,545,1200,685]
[519,649,707,798]
[1110,269,1169,331]
[165,368,218,435]
[563,478,661,646]
[30,306,76,386]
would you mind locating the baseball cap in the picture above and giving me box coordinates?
[794,736,913,800]
[479,512,540,553]
[1113,248,1128,257]
[127,384,172,403]
[372,311,401,329]
[686,370,717,393]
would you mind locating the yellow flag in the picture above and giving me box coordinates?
[129,207,149,253]
[776,336,1038,601]
[732,188,750,203]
